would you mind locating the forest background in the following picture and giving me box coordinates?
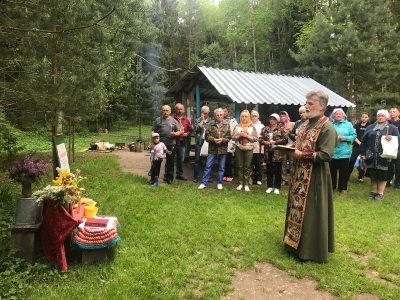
[1,0,400,156]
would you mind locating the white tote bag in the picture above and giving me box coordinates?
[200,141,209,157]
[200,127,209,157]
[381,136,398,159]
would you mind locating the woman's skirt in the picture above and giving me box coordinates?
[365,168,389,181]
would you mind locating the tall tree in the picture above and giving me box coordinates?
[292,0,400,113]
[149,0,186,88]
[0,0,154,127]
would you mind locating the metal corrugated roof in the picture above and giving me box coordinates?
[166,66,355,107]
[198,66,355,107]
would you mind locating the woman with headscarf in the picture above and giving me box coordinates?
[329,108,356,194]
[279,111,295,186]
[232,110,258,191]
[359,109,400,200]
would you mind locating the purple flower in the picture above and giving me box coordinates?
[9,152,48,184]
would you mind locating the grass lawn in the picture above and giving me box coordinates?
[28,155,400,299]
[1,126,400,299]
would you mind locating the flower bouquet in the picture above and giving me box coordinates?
[9,151,48,198]
[34,168,86,207]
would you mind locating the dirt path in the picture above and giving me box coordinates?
[110,149,377,300]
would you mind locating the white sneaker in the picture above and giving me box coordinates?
[274,188,280,194]
[244,185,250,192]
[266,187,273,193]
[236,185,243,190]
[256,181,262,185]
[198,184,206,190]
[217,184,223,190]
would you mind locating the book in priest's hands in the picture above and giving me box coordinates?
[274,145,296,151]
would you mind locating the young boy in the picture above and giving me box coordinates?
[149,133,171,186]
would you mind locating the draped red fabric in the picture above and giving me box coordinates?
[40,200,78,272]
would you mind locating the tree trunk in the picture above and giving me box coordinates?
[251,0,257,72]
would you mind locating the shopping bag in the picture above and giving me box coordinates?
[357,156,365,172]
[200,141,209,157]
[381,136,398,159]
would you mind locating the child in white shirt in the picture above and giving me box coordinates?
[149,133,171,186]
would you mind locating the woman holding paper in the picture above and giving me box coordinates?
[359,109,400,200]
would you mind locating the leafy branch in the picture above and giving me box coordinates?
[0,6,116,34]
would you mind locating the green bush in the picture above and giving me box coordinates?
[0,183,17,257]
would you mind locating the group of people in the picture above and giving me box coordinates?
[195,108,301,193]
[329,107,400,200]
[148,91,400,263]
[149,103,193,186]
[194,90,337,263]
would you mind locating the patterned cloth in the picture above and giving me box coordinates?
[73,226,120,250]
[40,200,79,272]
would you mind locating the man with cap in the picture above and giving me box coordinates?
[260,113,288,194]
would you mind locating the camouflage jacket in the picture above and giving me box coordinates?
[260,124,288,162]
[204,119,232,155]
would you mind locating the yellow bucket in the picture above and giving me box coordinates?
[84,206,98,219]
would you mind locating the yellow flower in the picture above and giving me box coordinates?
[60,170,70,178]
[53,178,63,186]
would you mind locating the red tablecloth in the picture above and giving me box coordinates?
[40,202,86,272]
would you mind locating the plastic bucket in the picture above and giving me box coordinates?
[84,206,98,218]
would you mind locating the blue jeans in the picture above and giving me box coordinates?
[201,153,227,185]
[175,143,186,177]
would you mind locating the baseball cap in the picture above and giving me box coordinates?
[152,133,160,138]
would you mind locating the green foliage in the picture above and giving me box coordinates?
[1,0,157,130]
[0,185,15,251]
[0,111,24,159]
[293,0,400,105]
